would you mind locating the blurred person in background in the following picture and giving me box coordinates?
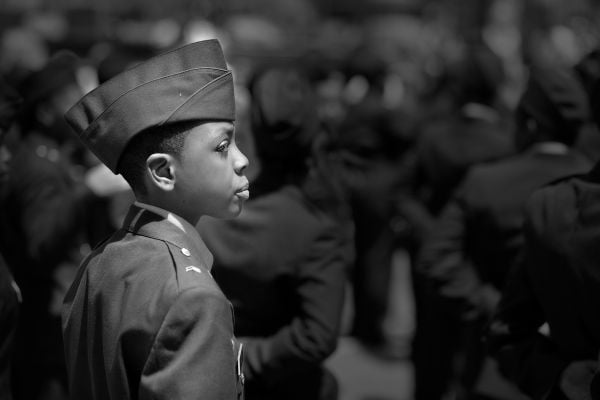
[199,64,353,400]
[0,77,22,400]
[419,65,592,400]
[409,42,515,400]
[413,43,514,216]
[331,42,413,357]
[486,49,600,400]
[0,51,93,400]
[573,48,600,163]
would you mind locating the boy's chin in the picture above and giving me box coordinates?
[215,204,243,220]
[228,206,244,219]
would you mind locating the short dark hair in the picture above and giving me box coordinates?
[117,120,199,195]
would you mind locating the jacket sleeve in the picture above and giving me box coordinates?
[240,222,348,384]
[139,287,238,400]
[418,183,496,317]
[486,213,568,400]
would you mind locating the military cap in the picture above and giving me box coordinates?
[65,39,235,173]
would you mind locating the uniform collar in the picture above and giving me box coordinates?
[123,203,213,269]
[134,201,189,233]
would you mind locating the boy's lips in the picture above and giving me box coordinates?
[235,182,250,200]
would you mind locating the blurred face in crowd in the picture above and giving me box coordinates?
[36,83,82,143]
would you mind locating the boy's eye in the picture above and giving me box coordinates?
[216,140,230,153]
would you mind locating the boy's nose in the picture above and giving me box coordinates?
[234,146,249,174]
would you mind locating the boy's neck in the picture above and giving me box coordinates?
[135,195,200,227]
[133,201,187,232]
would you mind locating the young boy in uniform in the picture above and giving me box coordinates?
[61,39,249,399]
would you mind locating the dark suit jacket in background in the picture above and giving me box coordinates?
[488,162,600,400]
[410,106,514,400]
[419,146,591,399]
[199,185,350,400]
[0,133,89,279]
[0,132,92,398]
[420,147,592,312]
[415,111,514,215]
[62,205,240,400]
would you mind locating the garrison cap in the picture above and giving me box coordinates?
[65,39,235,173]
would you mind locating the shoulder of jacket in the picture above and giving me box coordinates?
[525,177,581,234]
[162,240,219,294]
[97,233,224,301]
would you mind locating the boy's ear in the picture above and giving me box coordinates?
[146,153,176,191]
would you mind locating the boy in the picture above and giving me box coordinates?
[61,39,249,399]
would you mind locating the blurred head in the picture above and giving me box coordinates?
[445,44,505,107]
[343,43,387,94]
[249,65,320,171]
[514,66,589,151]
[96,43,154,84]
[18,50,82,142]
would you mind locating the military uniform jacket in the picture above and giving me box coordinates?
[487,162,600,400]
[62,204,241,400]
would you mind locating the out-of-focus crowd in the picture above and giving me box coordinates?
[2,0,600,399]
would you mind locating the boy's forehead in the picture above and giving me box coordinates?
[189,121,234,139]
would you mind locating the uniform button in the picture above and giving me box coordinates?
[181,248,191,256]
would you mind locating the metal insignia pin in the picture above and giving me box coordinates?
[185,266,202,274]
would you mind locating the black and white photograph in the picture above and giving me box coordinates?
[1,0,600,399]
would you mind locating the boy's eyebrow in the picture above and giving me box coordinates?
[217,124,234,138]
